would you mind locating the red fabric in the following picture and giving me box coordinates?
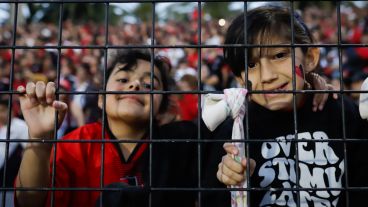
[355,47,368,59]
[16,122,147,207]
[187,52,198,69]
[348,26,362,44]
[0,50,12,62]
[178,94,198,121]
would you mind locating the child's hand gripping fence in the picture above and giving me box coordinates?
[202,88,248,207]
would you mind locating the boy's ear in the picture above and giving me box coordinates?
[97,95,103,110]
[304,47,320,72]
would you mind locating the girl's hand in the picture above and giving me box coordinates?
[307,73,338,112]
[17,81,68,139]
[216,143,256,186]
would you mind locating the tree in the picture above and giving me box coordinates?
[22,3,115,24]
[132,3,152,22]
[203,2,231,19]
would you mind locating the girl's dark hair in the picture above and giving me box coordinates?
[106,49,171,113]
[224,6,314,77]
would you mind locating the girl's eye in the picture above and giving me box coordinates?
[274,52,288,59]
[248,62,257,69]
[117,78,128,83]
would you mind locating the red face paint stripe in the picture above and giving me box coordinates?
[295,65,304,78]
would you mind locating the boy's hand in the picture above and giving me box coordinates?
[216,143,256,186]
[308,73,338,112]
[17,81,68,139]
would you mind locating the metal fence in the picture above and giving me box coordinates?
[0,1,368,207]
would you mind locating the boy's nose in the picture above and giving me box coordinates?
[128,80,140,91]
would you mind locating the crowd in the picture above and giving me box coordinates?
[0,2,367,207]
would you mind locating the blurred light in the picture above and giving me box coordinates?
[113,7,123,15]
[204,13,211,21]
[218,18,226,27]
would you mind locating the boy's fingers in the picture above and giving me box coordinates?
[46,82,56,104]
[35,81,46,105]
[17,85,26,100]
[223,143,238,155]
[26,82,37,105]
[223,154,244,174]
[17,85,25,93]
[53,100,68,127]
[53,100,68,112]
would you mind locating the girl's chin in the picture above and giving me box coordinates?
[263,95,305,111]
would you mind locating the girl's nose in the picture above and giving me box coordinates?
[260,60,277,83]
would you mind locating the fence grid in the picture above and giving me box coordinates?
[1,1,367,207]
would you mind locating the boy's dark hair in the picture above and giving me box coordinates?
[106,49,171,113]
[224,6,314,77]
[0,95,9,107]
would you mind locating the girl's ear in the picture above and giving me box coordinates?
[304,47,320,72]
[235,72,245,87]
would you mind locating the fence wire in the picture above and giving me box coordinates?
[0,1,368,207]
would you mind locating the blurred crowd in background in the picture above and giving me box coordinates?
[0,2,367,137]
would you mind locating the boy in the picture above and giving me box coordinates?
[15,49,198,207]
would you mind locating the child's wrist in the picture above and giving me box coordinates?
[27,131,55,150]
[25,141,53,151]
[29,130,54,140]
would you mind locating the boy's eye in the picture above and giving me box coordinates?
[142,82,152,89]
[117,78,128,83]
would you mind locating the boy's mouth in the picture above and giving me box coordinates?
[117,95,144,105]
[264,82,289,98]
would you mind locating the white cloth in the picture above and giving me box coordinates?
[73,81,89,108]
[202,88,248,207]
[359,77,368,120]
[174,67,197,82]
[0,118,28,168]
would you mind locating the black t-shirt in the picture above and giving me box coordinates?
[202,95,368,207]
[100,121,198,207]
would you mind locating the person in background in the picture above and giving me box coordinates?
[177,74,199,122]
[0,95,28,207]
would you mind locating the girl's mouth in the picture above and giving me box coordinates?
[264,83,289,98]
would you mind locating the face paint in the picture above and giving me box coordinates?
[295,64,304,78]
